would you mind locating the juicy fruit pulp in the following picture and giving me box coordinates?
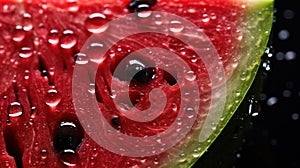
[0,0,274,168]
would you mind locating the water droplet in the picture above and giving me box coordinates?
[187,8,196,13]
[186,107,195,118]
[54,121,84,152]
[24,70,30,80]
[111,115,120,129]
[171,103,177,111]
[66,0,79,12]
[40,149,47,159]
[184,70,196,81]
[136,4,152,18]
[47,29,60,45]
[110,90,117,99]
[13,26,25,42]
[192,152,200,158]
[85,13,108,33]
[88,42,106,63]
[154,14,163,25]
[169,20,184,33]
[22,13,33,31]
[88,83,96,94]
[124,60,155,83]
[19,47,33,58]
[8,102,23,117]
[240,71,249,81]
[201,14,210,23]
[0,45,5,54]
[74,53,89,65]
[60,149,79,167]
[45,89,61,107]
[177,118,182,126]
[60,30,77,49]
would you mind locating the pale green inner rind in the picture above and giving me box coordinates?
[161,1,274,167]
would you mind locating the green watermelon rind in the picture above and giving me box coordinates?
[160,0,274,167]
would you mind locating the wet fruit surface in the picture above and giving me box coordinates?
[0,0,273,167]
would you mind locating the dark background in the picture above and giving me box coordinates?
[235,0,300,167]
[193,0,299,167]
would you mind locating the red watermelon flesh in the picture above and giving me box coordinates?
[0,0,274,168]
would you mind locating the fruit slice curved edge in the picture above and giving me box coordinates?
[165,0,274,167]
[162,0,274,167]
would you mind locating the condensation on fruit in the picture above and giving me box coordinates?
[88,83,96,94]
[137,8,152,18]
[85,13,109,33]
[239,70,250,81]
[169,20,185,33]
[45,88,61,107]
[66,0,79,12]
[0,45,5,54]
[13,26,26,42]
[201,14,210,23]
[47,29,60,45]
[154,14,163,25]
[60,30,77,49]
[40,149,48,160]
[75,53,89,65]
[22,13,33,31]
[184,70,196,81]
[171,103,178,112]
[19,47,33,58]
[7,101,23,117]
[24,69,30,80]
[186,107,196,119]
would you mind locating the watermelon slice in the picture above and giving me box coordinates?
[0,0,274,167]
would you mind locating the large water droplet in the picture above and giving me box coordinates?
[45,89,61,107]
[8,102,23,117]
[169,20,184,33]
[19,47,33,58]
[60,30,77,49]
[54,121,83,151]
[85,13,108,33]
